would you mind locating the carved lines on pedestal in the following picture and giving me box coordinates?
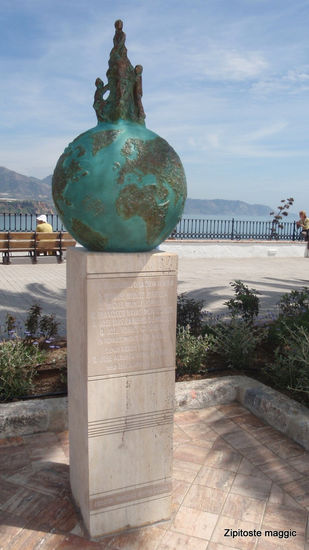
[86,271,176,280]
[88,409,173,438]
[89,478,172,514]
[88,366,175,381]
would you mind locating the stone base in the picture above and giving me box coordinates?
[66,248,178,537]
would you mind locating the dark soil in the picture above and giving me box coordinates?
[22,341,67,399]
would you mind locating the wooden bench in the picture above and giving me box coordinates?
[0,231,76,264]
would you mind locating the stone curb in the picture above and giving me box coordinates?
[1,376,308,451]
[0,397,68,439]
[174,375,309,451]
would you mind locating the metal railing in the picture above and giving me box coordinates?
[0,213,65,232]
[172,217,300,241]
[0,213,302,241]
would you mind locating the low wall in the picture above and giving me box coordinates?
[1,376,309,451]
[160,240,308,259]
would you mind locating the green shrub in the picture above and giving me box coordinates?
[5,313,17,336]
[277,287,309,316]
[24,304,59,343]
[211,319,266,370]
[25,304,41,337]
[39,314,59,340]
[266,288,309,348]
[224,280,260,323]
[177,294,204,335]
[264,324,309,400]
[0,304,59,401]
[176,326,212,378]
[0,337,46,401]
[267,310,309,347]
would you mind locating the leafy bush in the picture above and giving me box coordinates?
[176,326,212,378]
[277,287,309,317]
[0,337,46,401]
[0,304,59,401]
[211,319,266,370]
[25,304,41,337]
[224,280,260,323]
[39,314,59,340]
[266,288,309,348]
[5,313,17,336]
[267,310,309,348]
[264,324,309,401]
[25,304,59,342]
[177,294,204,335]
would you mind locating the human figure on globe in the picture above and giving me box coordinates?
[113,19,126,56]
[93,77,109,122]
[134,65,145,122]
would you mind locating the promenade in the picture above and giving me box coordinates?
[0,252,308,334]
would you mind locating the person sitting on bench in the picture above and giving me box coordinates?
[36,215,53,232]
[36,215,53,255]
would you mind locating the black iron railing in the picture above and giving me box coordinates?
[172,217,300,241]
[0,213,64,232]
[0,213,302,241]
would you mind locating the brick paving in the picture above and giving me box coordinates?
[1,404,308,549]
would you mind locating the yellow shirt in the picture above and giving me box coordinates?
[302,217,309,230]
[36,222,53,232]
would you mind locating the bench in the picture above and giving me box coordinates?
[0,231,76,264]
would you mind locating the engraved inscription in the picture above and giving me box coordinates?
[88,274,176,375]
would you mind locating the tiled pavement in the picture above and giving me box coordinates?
[1,403,309,549]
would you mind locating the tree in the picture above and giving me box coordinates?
[269,198,294,239]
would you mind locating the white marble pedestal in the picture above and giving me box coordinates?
[66,248,177,538]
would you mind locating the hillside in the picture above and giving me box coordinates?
[0,200,55,214]
[184,198,272,217]
[0,167,52,201]
[41,174,52,186]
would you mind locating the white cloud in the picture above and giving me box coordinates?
[251,67,309,95]
[242,122,288,142]
[186,48,268,81]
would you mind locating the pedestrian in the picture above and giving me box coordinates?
[36,215,53,233]
[296,211,309,241]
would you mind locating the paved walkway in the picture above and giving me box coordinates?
[0,255,308,335]
[0,404,308,549]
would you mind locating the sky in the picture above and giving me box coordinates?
[1,0,309,212]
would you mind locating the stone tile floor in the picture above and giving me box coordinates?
[0,403,308,549]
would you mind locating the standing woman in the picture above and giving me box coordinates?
[296,211,309,241]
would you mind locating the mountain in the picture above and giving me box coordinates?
[184,198,273,217]
[41,174,53,186]
[0,167,52,201]
[0,166,276,217]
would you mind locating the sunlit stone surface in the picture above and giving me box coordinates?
[67,248,177,536]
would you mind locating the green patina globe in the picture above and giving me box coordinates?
[52,20,187,252]
[52,120,186,252]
